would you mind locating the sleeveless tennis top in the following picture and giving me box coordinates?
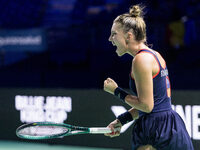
[129,49,172,116]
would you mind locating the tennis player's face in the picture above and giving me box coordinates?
[109,23,127,56]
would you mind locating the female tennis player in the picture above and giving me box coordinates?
[103,4,194,150]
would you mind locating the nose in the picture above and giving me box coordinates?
[108,35,112,42]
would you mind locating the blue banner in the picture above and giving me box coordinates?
[0,29,47,51]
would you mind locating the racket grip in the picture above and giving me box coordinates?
[89,127,112,134]
[89,127,120,134]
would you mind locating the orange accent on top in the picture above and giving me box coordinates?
[130,72,135,80]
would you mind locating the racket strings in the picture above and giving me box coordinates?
[19,126,69,136]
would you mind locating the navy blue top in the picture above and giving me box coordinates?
[129,49,172,116]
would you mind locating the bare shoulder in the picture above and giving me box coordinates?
[132,52,154,70]
[131,53,154,80]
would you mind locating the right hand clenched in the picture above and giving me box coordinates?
[104,119,122,138]
[103,78,118,95]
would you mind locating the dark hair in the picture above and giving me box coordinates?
[114,4,146,42]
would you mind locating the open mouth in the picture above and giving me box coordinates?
[112,42,116,46]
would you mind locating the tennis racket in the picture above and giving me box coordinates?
[16,122,117,140]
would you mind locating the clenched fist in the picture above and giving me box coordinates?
[104,78,118,95]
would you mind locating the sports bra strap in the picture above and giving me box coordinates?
[137,49,162,68]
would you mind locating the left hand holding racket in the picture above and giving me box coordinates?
[104,119,122,138]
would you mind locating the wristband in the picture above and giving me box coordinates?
[117,111,133,125]
[114,87,129,102]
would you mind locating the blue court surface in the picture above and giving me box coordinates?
[0,140,121,150]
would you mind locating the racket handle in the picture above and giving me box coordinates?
[89,127,120,134]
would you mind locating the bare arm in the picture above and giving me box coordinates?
[128,107,139,120]
[125,53,154,113]
[104,55,154,113]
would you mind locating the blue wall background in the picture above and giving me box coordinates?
[0,0,199,89]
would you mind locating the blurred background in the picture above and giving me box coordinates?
[0,0,199,150]
[0,0,199,89]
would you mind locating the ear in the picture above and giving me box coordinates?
[125,32,133,43]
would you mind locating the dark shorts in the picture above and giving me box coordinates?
[132,109,194,150]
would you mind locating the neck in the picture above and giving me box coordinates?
[127,42,149,57]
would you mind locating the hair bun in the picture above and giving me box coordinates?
[129,5,143,18]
